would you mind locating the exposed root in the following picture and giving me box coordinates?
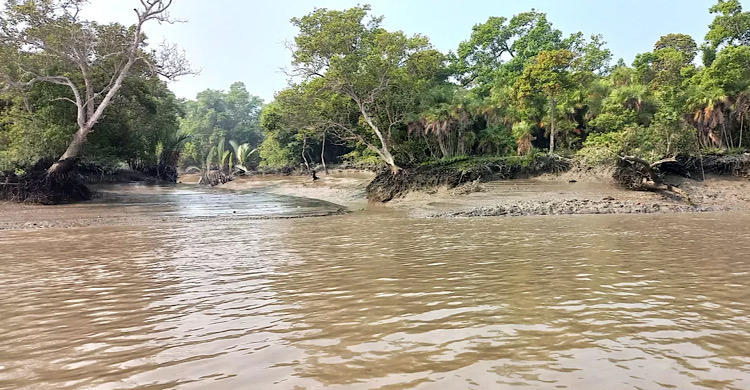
[1,160,91,204]
[367,155,572,203]
[453,179,485,195]
[198,170,232,186]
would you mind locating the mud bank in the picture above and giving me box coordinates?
[391,173,749,219]
[366,155,571,202]
[216,164,750,219]
[1,159,178,204]
[431,199,721,218]
[220,170,376,210]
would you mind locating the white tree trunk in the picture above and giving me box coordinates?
[43,0,177,175]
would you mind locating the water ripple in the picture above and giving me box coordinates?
[2,207,750,389]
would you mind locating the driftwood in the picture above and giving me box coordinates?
[198,170,231,186]
[615,156,693,204]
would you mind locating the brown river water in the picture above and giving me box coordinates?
[2,184,750,389]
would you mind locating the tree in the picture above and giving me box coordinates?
[290,5,441,173]
[454,10,570,93]
[179,82,264,166]
[0,0,190,174]
[649,34,698,90]
[706,0,750,49]
[515,49,576,154]
[0,70,184,173]
[655,33,699,57]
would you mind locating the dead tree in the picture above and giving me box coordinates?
[616,156,693,203]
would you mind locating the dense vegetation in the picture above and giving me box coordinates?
[178,82,264,170]
[3,0,750,188]
[0,77,184,173]
[261,1,750,173]
[0,0,188,178]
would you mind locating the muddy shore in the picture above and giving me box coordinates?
[2,168,748,231]
[220,169,750,218]
[218,170,376,211]
[0,184,347,231]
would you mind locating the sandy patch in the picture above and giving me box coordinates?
[220,171,376,211]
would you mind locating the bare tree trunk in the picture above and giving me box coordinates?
[550,96,556,155]
[422,132,435,159]
[740,112,744,149]
[320,132,328,175]
[379,146,399,174]
[357,102,400,173]
[301,134,310,174]
[48,126,92,173]
[41,0,181,175]
[437,133,448,158]
[723,120,732,149]
[458,126,464,156]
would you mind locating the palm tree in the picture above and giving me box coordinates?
[512,121,535,156]
[215,137,233,174]
[420,96,455,159]
[686,86,730,149]
[230,140,257,174]
[732,89,750,149]
[583,79,612,120]
[186,146,220,185]
[609,84,651,113]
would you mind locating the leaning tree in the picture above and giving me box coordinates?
[0,0,190,174]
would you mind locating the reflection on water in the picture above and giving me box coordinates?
[1,191,750,389]
[0,184,346,230]
[91,184,343,218]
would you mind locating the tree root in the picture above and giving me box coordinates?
[615,156,694,205]
[1,171,91,204]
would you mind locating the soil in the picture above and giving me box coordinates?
[3,164,749,225]
[397,172,748,218]
[1,159,180,204]
[1,159,91,204]
[220,168,750,219]
[366,155,571,202]
[221,170,375,211]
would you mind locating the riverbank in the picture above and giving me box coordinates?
[0,160,177,204]
[218,167,750,218]
[3,164,749,230]
[219,170,376,211]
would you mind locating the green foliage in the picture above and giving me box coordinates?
[340,148,382,166]
[477,125,516,155]
[290,5,444,170]
[259,132,299,168]
[577,131,625,165]
[179,82,263,167]
[0,77,184,171]
[706,0,750,49]
[515,49,576,100]
[230,140,257,173]
[7,1,750,176]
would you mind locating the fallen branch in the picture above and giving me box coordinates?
[615,156,693,205]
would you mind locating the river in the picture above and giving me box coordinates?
[2,184,750,389]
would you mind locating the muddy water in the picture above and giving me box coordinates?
[2,188,750,389]
[0,184,346,230]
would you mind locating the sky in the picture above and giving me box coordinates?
[82,0,746,103]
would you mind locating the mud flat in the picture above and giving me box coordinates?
[391,173,748,219]
[221,167,750,218]
[220,170,376,211]
[0,183,346,231]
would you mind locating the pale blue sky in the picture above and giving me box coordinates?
[84,0,746,102]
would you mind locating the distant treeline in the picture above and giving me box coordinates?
[2,1,750,176]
